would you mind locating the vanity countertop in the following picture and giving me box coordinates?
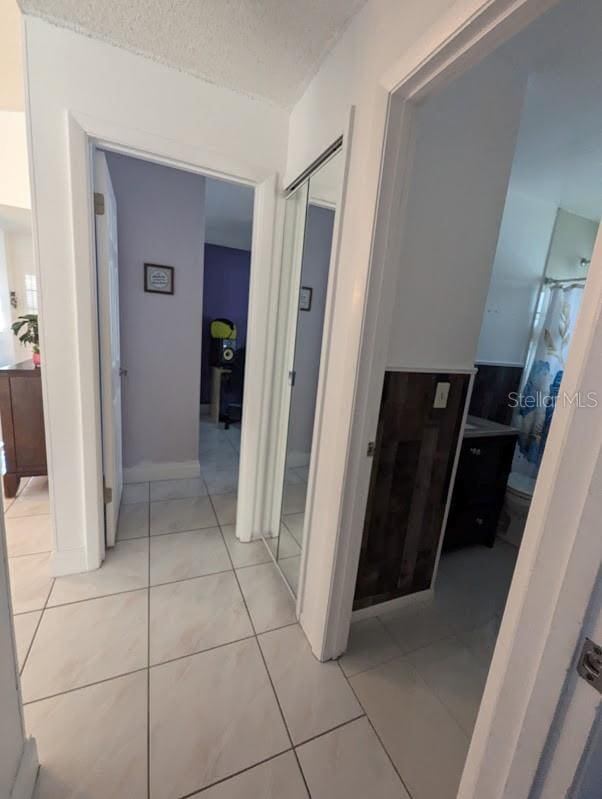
[463,414,519,439]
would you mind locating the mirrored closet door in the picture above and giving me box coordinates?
[269,148,343,594]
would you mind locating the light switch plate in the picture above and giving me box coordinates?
[433,381,451,409]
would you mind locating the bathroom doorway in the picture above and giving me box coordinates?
[333,1,602,796]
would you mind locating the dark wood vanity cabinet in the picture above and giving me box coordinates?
[443,433,517,550]
[0,361,47,497]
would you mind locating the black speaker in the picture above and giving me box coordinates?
[211,338,237,367]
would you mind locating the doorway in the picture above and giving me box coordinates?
[94,148,260,566]
[326,0,602,797]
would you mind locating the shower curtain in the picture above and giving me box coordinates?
[517,284,584,467]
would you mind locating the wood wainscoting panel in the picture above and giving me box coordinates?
[469,363,523,426]
[354,371,469,610]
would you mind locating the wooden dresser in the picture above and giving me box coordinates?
[0,360,47,497]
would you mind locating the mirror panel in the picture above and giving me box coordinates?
[264,180,309,561]
[275,150,343,594]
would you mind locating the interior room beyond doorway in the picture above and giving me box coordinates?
[341,1,602,798]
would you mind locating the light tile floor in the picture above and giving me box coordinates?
[4,457,518,799]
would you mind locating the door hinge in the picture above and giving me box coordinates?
[288,370,296,387]
[103,483,113,504]
[577,638,602,694]
[94,192,105,215]
[367,441,376,457]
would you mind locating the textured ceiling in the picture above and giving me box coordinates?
[18,0,365,107]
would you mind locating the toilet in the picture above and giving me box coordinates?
[500,472,536,547]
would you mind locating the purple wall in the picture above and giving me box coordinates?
[107,152,205,471]
[200,244,251,403]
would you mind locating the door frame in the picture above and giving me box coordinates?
[93,149,123,553]
[313,0,602,796]
[66,110,281,566]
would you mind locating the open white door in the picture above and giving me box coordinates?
[532,577,602,798]
[93,150,123,549]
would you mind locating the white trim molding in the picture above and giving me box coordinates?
[123,460,201,484]
[10,738,39,799]
[61,111,280,571]
[50,547,88,577]
[351,588,433,622]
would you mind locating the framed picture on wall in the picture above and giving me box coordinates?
[144,263,174,295]
[299,286,312,311]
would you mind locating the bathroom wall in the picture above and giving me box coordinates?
[477,203,599,367]
[386,52,528,371]
[546,209,599,280]
[200,244,251,404]
[476,190,558,366]
[107,152,206,478]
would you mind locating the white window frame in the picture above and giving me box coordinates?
[24,273,38,314]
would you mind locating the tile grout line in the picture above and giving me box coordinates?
[21,665,150,706]
[173,749,296,799]
[294,713,366,749]
[23,631,294,708]
[208,496,313,799]
[335,658,416,799]
[20,472,368,798]
[19,572,55,677]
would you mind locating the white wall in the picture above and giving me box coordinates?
[386,54,527,369]
[546,208,599,280]
[107,152,205,478]
[0,112,31,209]
[0,0,24,111]
[476,204,599,366]
[23,15,288,573]
[476,190,557,365]
[283,0,536,654]
[286,0,458,183]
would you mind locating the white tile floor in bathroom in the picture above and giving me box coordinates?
[4,420,518,799]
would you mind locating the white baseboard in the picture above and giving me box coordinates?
[10,737,39,799]
[124,460,201,483]
[50,547,88,576]
[351,588,433,622]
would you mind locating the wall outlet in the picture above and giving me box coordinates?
[433,381,451,409]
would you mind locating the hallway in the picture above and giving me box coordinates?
[5,452,516,799]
